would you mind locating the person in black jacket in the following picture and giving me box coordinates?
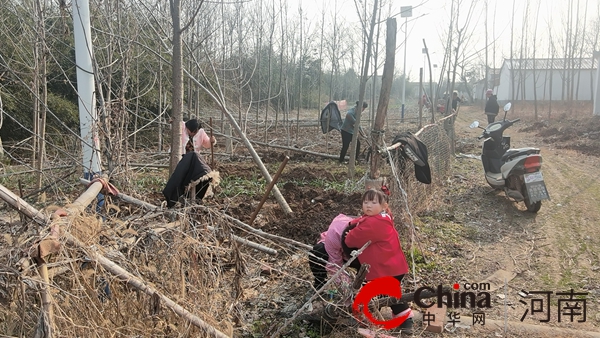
[451,91,462,112]
[484,89,500,124]
[162,119,218,207]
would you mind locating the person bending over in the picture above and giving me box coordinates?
[339,101,367,163]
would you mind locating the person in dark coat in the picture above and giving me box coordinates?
[484,89,500,124]
[162,118,218,207]
[451,91,462,112]
[339,101,367,163]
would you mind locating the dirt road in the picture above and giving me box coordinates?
[447,106,600,337]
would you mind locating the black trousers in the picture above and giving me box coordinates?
[390,275,409,315]
[340,130,360,163]
[487,114,497,124]
[309,243,409,315]
[308,242,361,290]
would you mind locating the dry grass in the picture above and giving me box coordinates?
[0,209,250,337]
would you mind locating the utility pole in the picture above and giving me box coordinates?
[594,51,600,116]
[368,18,397,186]
[73,0,103,209]
[400,6,412,121]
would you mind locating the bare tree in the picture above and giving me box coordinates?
[448,0,478,103]
[548,37,555,118]
[168,0,204,175]
[255,0,263,137]
[510,0,516,102]
[0,94,4,159]
[33,0,48,202]
[423,39,435,123]
[348,0,378,177]
[295,3,304,143]
[574,0,590,102]
[590,2,600,114]
[516,0,529,102]
[484,0,489,96]
[264,0,278,142]
[532,0,541,120]
[370,18,396,179]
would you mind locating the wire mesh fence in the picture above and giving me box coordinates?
[384,113,455,223]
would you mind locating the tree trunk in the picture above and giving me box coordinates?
[532,0,541,120]
[264,0,275,143]
[348,0,378,178]
[370,18,397,180]
[423,39,435,124]
[184,69,293,214]
[34,0,47,203]
[169,0,184,175]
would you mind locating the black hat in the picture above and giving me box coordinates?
[185,119,200,132]
[355,101,368,108]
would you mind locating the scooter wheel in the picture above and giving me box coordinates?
[524,198,542,213]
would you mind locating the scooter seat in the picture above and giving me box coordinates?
[485,171,504,187]
[501,147,540,162]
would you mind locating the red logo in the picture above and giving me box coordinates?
[352,276,409,329]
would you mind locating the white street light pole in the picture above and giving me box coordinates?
[401,6,412,121]
[594,51,600,116]
[72,0,101,175]
[422,48,427,81]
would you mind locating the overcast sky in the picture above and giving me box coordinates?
[289,0,599,79]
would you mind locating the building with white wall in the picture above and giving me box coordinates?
[494,58,596,102]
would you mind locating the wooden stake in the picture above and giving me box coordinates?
[180,261,186,299]
[209,117,214,167]
[38,263,53,330]
[18,179,25,223]
[248,156,289,225]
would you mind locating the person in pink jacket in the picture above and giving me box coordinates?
[343,189,414,333]
[180,119,215,156]
[308,214,359,291]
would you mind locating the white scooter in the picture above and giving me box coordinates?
[470,103,550,212]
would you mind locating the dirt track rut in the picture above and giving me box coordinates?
[452,107,600,336]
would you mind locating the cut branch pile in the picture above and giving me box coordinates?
[0,179,313,337]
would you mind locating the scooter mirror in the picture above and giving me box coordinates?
[469,121,480,129]
[503,102,512,112]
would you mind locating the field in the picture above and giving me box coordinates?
[1,104,600,337]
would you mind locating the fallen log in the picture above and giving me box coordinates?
[79,178,158,211]
[226,134,339,160]
[33,179,105,337]
[0,182,48,225]
[248,156,289,225]
[22,170,77,200]
[0,165,75,178]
